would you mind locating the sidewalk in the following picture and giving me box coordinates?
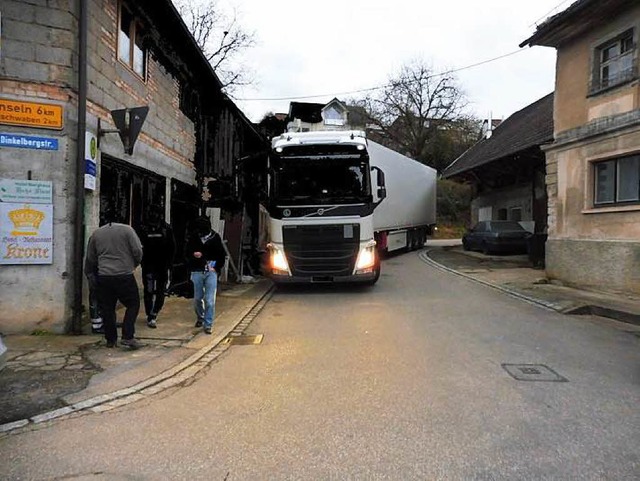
[423,243,640,327]
[0,277,273,432]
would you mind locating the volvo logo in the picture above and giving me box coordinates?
[283,209,291,217]
[317,208,325,216]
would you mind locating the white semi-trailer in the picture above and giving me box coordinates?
[261,131,436,285]
[368,141,437,253]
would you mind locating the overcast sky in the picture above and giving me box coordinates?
[227,0,570,123]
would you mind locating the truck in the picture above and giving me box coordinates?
[261,130,436,285]
[368,140,437,253]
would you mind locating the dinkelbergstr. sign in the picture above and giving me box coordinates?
[0,133,59,150]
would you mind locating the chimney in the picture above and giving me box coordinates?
[485,111,493,139]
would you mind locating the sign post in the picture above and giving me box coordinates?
[84,131,98,190]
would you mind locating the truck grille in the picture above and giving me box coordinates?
[283,224,360,277]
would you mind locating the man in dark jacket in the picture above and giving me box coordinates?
[139,207,175,328]
[185,216,226,334]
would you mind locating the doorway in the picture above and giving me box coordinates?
[100,156,166,231]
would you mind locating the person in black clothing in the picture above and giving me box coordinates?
[185,216,226,334]
[139,207,175,328]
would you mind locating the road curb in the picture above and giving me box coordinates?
[0,283,274,437]
[419,249,562,312]
[420,249,640,326]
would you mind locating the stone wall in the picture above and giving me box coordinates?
[0,0,77,87]
[0,0,79,334]
[546,239,640,295]
[86,0,196,174]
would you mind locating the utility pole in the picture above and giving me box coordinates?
[71,0,88,334]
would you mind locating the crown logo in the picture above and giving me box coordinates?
[8,205,45,236]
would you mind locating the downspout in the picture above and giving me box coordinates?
[71,0,88,334]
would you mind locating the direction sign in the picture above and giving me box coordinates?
[0,98,63,130]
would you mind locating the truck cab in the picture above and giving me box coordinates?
[263,131,384,284]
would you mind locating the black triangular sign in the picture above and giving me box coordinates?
[127,106,148,155]
[110,106,149,155]
[110,109,129,152]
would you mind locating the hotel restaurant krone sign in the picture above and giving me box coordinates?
[0,180,53,265]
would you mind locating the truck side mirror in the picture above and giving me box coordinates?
[372,166,386,200]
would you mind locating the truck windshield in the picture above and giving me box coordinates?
[272,156,370,205]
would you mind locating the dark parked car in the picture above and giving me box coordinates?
[462,220,532,255]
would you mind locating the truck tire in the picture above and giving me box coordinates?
[418,228,426,248]
[409,230,418,251]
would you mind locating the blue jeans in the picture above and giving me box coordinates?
[190,271,218,328]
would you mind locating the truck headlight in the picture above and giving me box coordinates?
[268,243,291,275]
[355,240,377,272]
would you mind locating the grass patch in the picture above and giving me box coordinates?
[30,329,51,336]
[433,223,466,239]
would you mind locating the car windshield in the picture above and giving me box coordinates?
[490,221,525,232]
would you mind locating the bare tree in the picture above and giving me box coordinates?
[354,60,479,172]
[174,0,256,94]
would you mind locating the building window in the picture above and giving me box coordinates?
[324,106,345,126]
[594,154,640,206]
[509,207,522,222]
[592,29,636,93]
[118,3,147,79]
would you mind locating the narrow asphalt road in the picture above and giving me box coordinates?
[1,250,638,480]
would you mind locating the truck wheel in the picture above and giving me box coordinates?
[418,229,426,248]
[409,230,418,251]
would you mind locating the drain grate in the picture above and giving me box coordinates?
[502,363,568,382]
[224,334,264,345]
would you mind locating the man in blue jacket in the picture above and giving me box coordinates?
[185,216,226,335]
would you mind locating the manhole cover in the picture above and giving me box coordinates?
[502,363,568,382]
[224,334,263,345]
